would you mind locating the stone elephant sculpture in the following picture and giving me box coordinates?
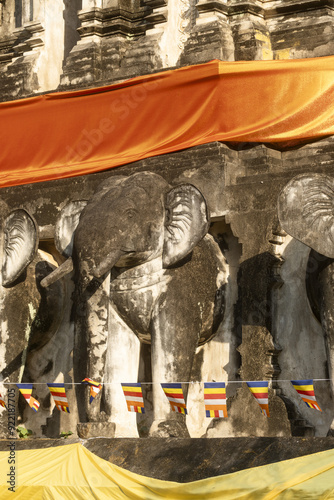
[43,172,228,437]
[0,205,66,436]
[278,173,334,434]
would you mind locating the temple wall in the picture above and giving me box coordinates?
[0,1,334,442]
[0,1,334,98]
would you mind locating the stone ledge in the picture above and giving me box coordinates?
[0,437,333,482]
[198,0,334,20]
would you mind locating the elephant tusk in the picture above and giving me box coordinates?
[40,257,73,288]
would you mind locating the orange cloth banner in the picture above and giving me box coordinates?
[1,56,334,188]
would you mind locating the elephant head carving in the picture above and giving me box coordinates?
[45,172,210,286]
[278,173,334,259]
[278,173,334,434]
[2,209,38,286]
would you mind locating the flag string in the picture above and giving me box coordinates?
[0,379,332,385]
[2,379,324,416]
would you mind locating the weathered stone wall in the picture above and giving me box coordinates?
[1,1,334,99]
[0,0,334,444]
[0,138,333,439]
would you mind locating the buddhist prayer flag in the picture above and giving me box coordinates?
[247,381,270,417]
[16,384,40,412]
[121,383,145,413]
[82,378,102,404]
[0,394,5,409]
[204,382,227,418]
[47,383,70,413]
[29,397,40,413]
[16,383,33,404]
[161,383,187,415]
[291,380,322,411]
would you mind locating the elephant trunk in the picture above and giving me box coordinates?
[74,269,111,422]
[92,248,124,279]
[74,249,123,423]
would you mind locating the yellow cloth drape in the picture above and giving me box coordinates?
[0,443,333,499]
[1,56,334,188]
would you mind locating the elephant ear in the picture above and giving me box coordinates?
[278,173,334,258]
[55,201,88,257]
[163,184,210,267]
[2,209,38,286]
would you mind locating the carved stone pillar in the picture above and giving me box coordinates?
[180,0,235,66]
[146,0,196,68]
[229,1,273,61]
[144,0,168,31]
[205,149,292,437]
[267,1,334,60]
[61,0,166,88]
[78,0,148,38]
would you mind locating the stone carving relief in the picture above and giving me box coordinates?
[278,173,334,435]
[177,0,192,50]
[157,0,196,67]
[42,172,228,438]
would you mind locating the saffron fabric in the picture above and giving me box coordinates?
[247,381,270,417]
[82,378,102,404]
[47,383,70,413]
[1,56,334,188]
[204,382,227,418]
[121,383,145,413]
[291,380,322,411]
[0,443,334,499]
[161,383,187,414]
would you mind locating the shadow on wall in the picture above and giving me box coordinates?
[63,0,82,65]
[236,251,277,330]
[13,0,82,67]
[274,237,333,436]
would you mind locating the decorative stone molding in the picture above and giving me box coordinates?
[144,0,168,30]
[0,36,16,63]
[150,0,196,67]
[0,1,65,98]
[180,0,234,64]
[0,1,44,64]
[229,0,265,18]
[197,0,334,21]
[228,1,273,60]
[265,0,334,19]
[177,0,193,50]
[196,0,229,23]
[78,1,168,39]
[13,22,45,56]
[78,6,148,38]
